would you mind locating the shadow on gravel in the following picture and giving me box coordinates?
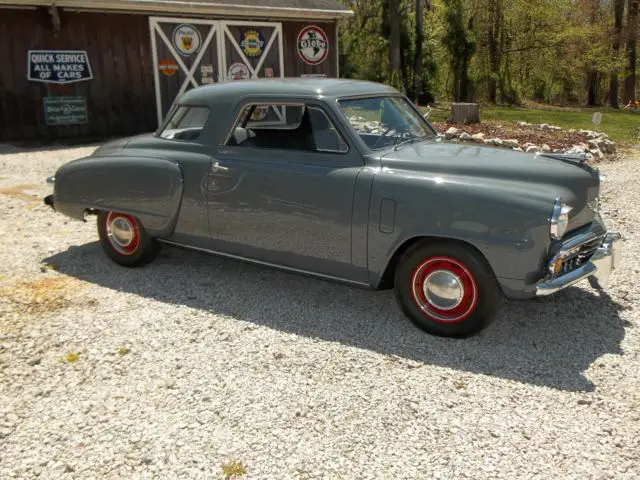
[45,242,627,392]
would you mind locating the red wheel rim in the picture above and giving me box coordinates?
[104,211,140,256]
[410,256,478,324]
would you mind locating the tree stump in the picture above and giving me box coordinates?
[449,103,480,124]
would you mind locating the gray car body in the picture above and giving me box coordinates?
[50,79,601,299]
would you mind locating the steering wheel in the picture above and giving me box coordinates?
[372,122,409,149]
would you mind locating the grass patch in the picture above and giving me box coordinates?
[64,351,80,363]
[427,103,639,143]
[0,277,75,316]
[221,460,247,479]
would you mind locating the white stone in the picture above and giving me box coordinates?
[459,132,472,141]
[445,127,460,140]
[492,138,503,147]
[503,139,519,148]
[542,144,551,153]
[471,133,485,143]
[589,148,604,160]
[526,145,540,153]
[602,139,616,153]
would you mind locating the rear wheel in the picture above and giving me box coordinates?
[97,211,160,267]
[394,241,501,337]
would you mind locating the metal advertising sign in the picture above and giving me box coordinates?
[159,58,179,76]
[297,26,329,66]
[227,62,250,81]
[240,29,265,58]
[28,50,93,84]
[43,97,88,126]
[172,24,202,56]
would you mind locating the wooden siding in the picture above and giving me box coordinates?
[0,8,157,141]
[0,8,338,141]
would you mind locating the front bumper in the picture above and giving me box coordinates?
[536,231,621,296]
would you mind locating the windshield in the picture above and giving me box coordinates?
[337,95,436,150]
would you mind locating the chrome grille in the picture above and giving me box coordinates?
[555,238,601,277]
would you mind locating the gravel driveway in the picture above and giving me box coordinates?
[1,143,638,479]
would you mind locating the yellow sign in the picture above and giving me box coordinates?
[240,30,265,58]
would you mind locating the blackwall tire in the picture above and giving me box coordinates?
[394,241,501,337]
[97,211,160,267]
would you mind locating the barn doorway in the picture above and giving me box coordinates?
[150,17,284,126]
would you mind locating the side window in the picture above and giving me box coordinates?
[226,103,348,154]
[307,106,348,153]
[159,105,209,141]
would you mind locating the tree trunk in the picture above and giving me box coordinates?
[623,0,639,104]
[388,0,402,84]
[587,70,600,106]
[487,0,502,104]
[610,0,625,108]
[412,0,425,102]
[586,1,600,106]
[449,103,480,124]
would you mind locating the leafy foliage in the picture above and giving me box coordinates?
[338,0,639,106]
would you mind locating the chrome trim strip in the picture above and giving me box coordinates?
[537,232,621,296]
[158,239,372,289]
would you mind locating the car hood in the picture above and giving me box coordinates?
[92,132,156,155]
[380,140,601,231]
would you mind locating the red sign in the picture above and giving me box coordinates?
[159,59,179,76]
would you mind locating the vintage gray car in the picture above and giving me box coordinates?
[44,79,621,337]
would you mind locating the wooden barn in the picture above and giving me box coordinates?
[0,0,353,141]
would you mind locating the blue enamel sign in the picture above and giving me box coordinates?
[28,50,93,84]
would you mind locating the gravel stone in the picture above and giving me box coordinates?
[0,143,639,479]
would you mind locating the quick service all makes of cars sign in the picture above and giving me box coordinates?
[28,50,93,84]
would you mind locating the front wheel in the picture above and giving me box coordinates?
[394,242,501,337]
[97,211,160,267]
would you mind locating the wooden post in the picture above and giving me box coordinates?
[449,103,481,124]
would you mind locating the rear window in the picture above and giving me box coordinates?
[159,106,209,141]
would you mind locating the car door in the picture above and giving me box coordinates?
[205,100,365,281]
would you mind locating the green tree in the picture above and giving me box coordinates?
[442,0,477,101]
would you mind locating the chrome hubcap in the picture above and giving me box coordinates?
[423,270,464,310]
[108,216,134,252]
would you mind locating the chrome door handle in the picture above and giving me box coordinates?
[211,161,229,173]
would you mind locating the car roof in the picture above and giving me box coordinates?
[179,78,400,105]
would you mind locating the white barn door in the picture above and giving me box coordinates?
[150,17,222,125]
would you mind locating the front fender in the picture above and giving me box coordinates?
[367,170,561,288]
[53,155,183,237]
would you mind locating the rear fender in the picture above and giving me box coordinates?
[53,155,183,237]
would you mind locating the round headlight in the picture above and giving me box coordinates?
[550,199,572,240]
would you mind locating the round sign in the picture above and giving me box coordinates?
[592,112,602,126]
[227,62,250,81]
[297,25,329,66]
[159,58,179,76]
[240,30,265,58]
[172,24,202,56]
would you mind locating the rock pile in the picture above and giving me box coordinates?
[443,124,616,160]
